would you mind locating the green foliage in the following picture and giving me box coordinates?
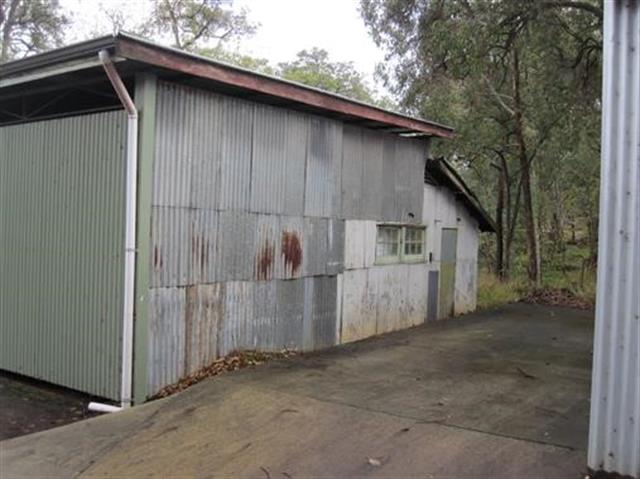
[0,0,69,62]
[278,48,376,103]
[199,45,396,108]
[362,0,603,285]
[198,46,276,75]
[144,0,256,51]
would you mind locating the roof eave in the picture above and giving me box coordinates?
[0,33,454,138]
[112,35,453,138]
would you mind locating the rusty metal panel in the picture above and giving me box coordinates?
[361,130,384,219]
[150,206,190,287]
[305,117,343,217]
[217,281,254,356]
[278,216,304,279]
[341,125,364,218]
[589,3,640,477]
[0,111,126,400]
[188,209,219,285]
[254,214,279,281]
[185,284,222,375]
[219,96,254,212]
[327,218,345,275]
[147,287,186,395]
[251,104,287,214]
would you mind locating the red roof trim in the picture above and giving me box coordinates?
[116,37,454,139]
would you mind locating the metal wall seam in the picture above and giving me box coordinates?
[0,111,126,400]
[588,2,640,477]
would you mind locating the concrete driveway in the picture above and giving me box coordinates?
[0,303,593,478]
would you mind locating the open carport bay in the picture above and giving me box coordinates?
[0,303,592,478]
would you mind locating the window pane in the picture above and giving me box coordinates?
[404,227,425,257]
[376,225,401,261]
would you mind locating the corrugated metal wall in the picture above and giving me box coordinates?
[422,184,480,317]
[588,2,640,477]
[145,80,430,395]
[0,111,126,400]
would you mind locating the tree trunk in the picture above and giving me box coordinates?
[512,47,541,286]
[495,170,505,278]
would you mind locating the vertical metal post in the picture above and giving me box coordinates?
[588,1,640,476]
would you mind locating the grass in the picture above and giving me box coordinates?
[477,271,524,310]
[477,244,597,310]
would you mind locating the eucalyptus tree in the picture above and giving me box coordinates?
[0,0,68,62]
[361,0,602,284]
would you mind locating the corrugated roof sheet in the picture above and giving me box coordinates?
[0,32,454,138]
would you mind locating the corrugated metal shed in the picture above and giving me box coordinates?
[588,2,640,477]
[0,111,126,400]
[0,33,454,138]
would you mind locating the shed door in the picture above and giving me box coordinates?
[0,111,126,400]
[439,228,458,318]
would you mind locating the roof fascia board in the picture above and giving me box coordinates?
[0,56,126,89]
[115,36,453,138]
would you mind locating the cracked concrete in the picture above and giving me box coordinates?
[0,303,593,478]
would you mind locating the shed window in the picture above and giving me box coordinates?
[376,226,401,263]
[404,227,425,261]
[375,225,426,264]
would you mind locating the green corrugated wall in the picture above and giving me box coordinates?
[0,110,126,400]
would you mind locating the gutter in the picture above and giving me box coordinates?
[88,50,138,413]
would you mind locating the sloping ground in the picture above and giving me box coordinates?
[0,304,593,478]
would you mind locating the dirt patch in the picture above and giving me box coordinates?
[0,371,97,440]
[151,350,298,399]
[520,288,594,310]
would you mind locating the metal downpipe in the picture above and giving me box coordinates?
[89,50,138,412]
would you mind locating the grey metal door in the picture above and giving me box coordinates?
[439,228,458,318]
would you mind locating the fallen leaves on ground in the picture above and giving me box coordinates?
[520,288,594,310]
[151,349,298,399]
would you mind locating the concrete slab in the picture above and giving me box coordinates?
[0,303,593,478]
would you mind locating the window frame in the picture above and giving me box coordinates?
[375,224,427,265]
[402,226,426,263]
[375,225,403,264]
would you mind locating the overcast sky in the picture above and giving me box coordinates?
[61,0,386,91]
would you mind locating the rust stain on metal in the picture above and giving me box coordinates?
[200,239,209,273]
[191,231,209,277]
[255,237,275,281]
[281,231,302,276]
[153,245,163,269]
[184,285,196,375]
